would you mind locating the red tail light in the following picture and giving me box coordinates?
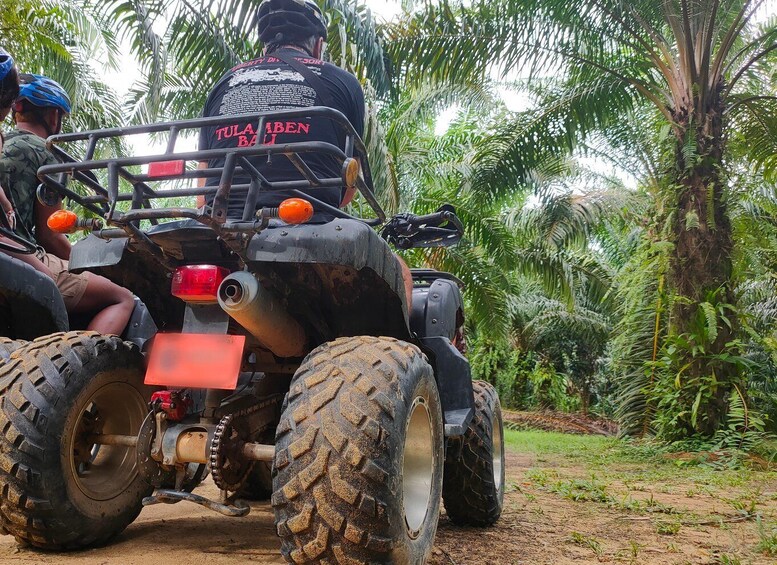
[171,265,230,302]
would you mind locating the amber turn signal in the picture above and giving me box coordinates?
[278,198,314,225]
[47,210,79,234]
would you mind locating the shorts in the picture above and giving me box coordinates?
[39,252,89,310]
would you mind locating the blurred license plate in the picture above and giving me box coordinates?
[145,334,245,389]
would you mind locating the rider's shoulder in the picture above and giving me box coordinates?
[2,130,49,157]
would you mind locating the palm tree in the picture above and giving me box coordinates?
[0,0,126,133]
[385,0,777,436]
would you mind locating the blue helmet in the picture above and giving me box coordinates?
[0,48,13,81]
[17,73,71,114]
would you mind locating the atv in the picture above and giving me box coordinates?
[0,107,505,564]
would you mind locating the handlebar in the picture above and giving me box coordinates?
[381,205,464,250]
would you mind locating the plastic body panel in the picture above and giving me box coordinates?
[0,253,68,339]
[410,279,463,340]
[123,297,159,349]
[68,219,410,345]
[410,274,473,436]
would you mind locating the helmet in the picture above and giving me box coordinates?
[0,48,13,81]
[258,0,328,44]
[16,73,71,114]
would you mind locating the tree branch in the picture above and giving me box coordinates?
[710,0,766,86]
[725,42,777,94]
[725,95,777,114]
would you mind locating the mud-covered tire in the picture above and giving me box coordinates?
[0,337,26,362]
[273,336,444,564]
[442,380,505,526]
[0,332,154,549]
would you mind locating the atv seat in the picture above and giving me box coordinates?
[0,253,68,339]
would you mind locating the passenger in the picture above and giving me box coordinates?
[197,0,413,303]
[0,73,135,335]
[0,48,19,230]
[0,48,57,277]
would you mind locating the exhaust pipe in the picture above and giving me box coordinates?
[218,272,307,358]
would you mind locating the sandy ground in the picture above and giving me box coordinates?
[0,448,774,564]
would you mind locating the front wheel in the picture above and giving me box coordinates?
[273,336,444,564]
[0,332,153,549]
[442,380,505,526]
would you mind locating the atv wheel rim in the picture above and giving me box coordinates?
[68,381,146,501]
[402,397,434,538]
[492,410,504,495]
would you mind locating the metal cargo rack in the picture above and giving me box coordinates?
[37,107,385,249]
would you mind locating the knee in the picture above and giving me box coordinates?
[116,286,135,309]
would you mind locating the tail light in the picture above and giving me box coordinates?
[171,265,230,302]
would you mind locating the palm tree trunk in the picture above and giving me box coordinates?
[669,82,737,435]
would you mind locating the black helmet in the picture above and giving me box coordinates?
[258,0,328,44]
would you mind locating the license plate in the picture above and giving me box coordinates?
[145,334,245,389]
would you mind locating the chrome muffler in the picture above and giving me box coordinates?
[217,271,307,358]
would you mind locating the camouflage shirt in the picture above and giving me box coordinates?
[0,129,58,243]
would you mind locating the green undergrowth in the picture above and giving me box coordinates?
[505,429,777,560]
[506,429,776,514]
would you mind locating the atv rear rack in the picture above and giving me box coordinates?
[37,107,385,239]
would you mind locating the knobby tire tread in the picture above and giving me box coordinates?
[442,380,504,526]
[272,336,433,565]
[0,331,146,549]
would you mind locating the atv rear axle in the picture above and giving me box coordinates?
[93,433,275,463]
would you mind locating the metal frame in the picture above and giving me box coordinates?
[36,108,385,254]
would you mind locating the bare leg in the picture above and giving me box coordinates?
[395,254,413,308]
[71,273,135,335]
[0,238,55,278]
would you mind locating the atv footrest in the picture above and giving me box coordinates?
[142,489,250,517]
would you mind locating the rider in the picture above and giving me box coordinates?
[0,73,135,335]
[198,0,413,301]
[0,48,19,228]
[199,0,364,215]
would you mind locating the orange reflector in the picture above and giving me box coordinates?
[148,160,185,178]
[278,198,314,224]
[47,210,78,233]
[342,158,360,188]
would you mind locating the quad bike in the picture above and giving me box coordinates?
[0,107,505,563]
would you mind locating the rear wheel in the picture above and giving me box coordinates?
[0,332,153,549]
[442,380,505,526]
[273,336,444,564]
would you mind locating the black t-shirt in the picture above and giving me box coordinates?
[199,48,365,218]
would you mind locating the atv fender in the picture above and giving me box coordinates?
[410,278,473,436]
[419,336,474,437]
[123,297,158,350]
[410,279,463,340]
[0,253,68,339]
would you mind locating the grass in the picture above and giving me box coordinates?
[504,429,615,458]
[506,428,777,561]
[505,428,777,489]
[757,517,777,556]
[569,531,603,558]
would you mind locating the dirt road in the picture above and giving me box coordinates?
[0,433,774,564]
[0,479,287,564]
